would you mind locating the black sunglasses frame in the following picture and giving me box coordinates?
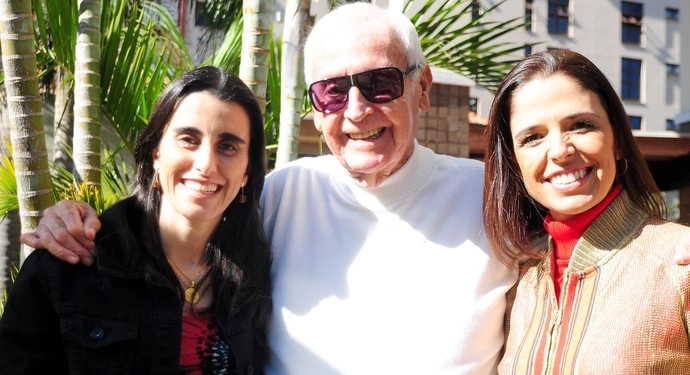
[308,65,420,114]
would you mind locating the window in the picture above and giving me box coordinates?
[195,0,212,27]
[628,116,642,130]
[665,8,679,20]
[471,0,481,20]
[621,2,643,45]
[548,0,569,34]
[525,0,534,31]
[667,63,680,75]
[469,97,478,114]
[666,119,676,130]
[524,45,533,57]
[621,58,641,101]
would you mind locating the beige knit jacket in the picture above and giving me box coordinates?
[499,191,690,374]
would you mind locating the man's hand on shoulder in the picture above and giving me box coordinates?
[20,200,101,266]
[673,235,690,266]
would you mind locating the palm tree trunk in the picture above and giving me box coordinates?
[275,0,309,167]
[0,83,10,156]
[0,0,55,261]
[54,66,75,172]
[73,0,102,186]
[0,82,20,290]
[239,0,273,111]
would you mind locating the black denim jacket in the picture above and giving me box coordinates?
[0,197,259,374]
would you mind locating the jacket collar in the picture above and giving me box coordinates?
[561,190,648,272]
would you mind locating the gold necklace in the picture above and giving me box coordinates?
[167,256,211,304]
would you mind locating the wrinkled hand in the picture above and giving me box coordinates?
[20,200,101,266]
[673,235,690,266]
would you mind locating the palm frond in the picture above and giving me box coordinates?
[199,0,242,32]
[0,153,18,217]
[408,0,533,92]
[100,145,134,202]
[195,0,242,59]
[204,15,243,73]
[101,1,193,157]
[32,0,78,92]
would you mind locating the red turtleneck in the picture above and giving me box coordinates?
[543,184,622,303]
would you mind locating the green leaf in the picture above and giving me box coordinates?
[408,0,537,92]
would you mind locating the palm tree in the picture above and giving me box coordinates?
[32,0,193,203]
[0,0,55,263]
[239,0,274,111]
[275,0,309,167]
[73,0,102,187]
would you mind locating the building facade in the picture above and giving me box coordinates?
[469,0,684,135]
[678,0,690,130]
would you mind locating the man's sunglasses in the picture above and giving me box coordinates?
[308,65,420,114]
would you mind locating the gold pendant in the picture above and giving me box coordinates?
[185,287,199,304]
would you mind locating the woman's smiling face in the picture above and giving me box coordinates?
[154,91,250,227]
[509,73,619,221]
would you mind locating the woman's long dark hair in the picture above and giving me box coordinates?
[131,66,272,363]
[483,50,665,268]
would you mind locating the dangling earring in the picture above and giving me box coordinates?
[239,182,247,204]
[617,158,629,177]
[152,169,160,190]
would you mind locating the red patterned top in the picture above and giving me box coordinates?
[179,313,236,374]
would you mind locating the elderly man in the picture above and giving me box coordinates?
[22,2,515,374]
[260,3,514,374]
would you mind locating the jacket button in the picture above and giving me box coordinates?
[90,328,105,340]
[247,365,255,375]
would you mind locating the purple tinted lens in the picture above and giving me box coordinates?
[354,68,403,103]
[308,67,405,113]
[309,76,351,113]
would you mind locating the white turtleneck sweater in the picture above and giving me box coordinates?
[260,142,516,375]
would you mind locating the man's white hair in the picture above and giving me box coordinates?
[303,2,426,84]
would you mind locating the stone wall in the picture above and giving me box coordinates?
[417,83,470,158]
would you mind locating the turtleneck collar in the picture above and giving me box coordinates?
[544,184,623,251]
[543,184,623,303]
[335,140,438,209]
